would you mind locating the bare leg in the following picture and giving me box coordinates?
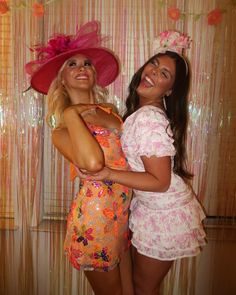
[132,246,173,295]
[119,249,134,295]
[85,266,122,295]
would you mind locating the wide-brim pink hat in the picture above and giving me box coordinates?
[25,21,119,95]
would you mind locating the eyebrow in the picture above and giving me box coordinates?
[84,58,92,63]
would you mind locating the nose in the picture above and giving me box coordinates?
[151,67,158,76]
[78,65,85,71]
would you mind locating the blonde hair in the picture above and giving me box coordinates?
[46,61,108,129]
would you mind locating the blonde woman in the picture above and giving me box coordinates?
[26,21,133,295]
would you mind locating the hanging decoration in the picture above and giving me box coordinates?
[0,0,234,25]
[32,2,44,17]
[168,7,181,21]
[0,0,9,14]
[0,0,59,17]
[207,8,223,26]
[167,5,226,26]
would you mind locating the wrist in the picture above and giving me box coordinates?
[108,168,116,182]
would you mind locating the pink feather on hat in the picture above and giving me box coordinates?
[25,21,120,94]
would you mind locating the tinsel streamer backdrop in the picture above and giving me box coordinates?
[0,0,236,294]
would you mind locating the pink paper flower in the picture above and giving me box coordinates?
[0,0,9,15]
[168,7,181,21]
[207,8,222,26]
[32,2,44,18]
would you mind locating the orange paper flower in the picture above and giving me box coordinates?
[0,1,9,15]
[168,7,181,21]
[32,2,44,17]
[207,8,222,25]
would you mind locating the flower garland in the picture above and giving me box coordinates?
[168,6,225,26]
[0,0,59,17]
[0,0,235,25]
[167,0,236,26]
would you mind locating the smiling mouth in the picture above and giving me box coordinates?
[140,75,155,87]
[75,74,89,80]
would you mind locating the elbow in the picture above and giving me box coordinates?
[74,156,105,173]
[159,179,171,192]
[153,179,171,192]
[86,159,104,172]
[159,184,170,192]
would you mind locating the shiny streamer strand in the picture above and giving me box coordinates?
[1,1,236,295]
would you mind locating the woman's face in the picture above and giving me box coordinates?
[61,54,96,91]
[137,55,176,106]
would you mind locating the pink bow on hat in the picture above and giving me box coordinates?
[25,21,105,76]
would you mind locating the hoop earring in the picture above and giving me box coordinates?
[163,96,167,110]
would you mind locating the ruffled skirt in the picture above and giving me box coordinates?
[129,196,206,260]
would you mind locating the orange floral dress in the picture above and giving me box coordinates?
[64,108,132,272]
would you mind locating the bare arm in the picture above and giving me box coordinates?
[79,155,171,192]
[52,106,104,172]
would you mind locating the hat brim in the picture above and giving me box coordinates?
[30,47,119,95]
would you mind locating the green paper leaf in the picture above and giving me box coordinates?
[194,14,201,21]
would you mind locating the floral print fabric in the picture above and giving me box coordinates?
[121,105,206,260]
[64,112,132,272]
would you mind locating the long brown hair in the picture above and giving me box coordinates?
[123,51,193,180]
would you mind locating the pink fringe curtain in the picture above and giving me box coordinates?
[0,0,236,294]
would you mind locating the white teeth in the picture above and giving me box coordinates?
[145,76,154,86]
[75,75,88,80]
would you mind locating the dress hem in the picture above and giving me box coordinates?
[131,240,206,261]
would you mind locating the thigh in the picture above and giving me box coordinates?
[85,266,122,295]
[119,249,134,295]
[132,246,173,295]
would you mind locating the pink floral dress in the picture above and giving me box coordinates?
[121,105,206,260]
[64,108,132,271]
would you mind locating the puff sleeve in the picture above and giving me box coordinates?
[133,107,176,158]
